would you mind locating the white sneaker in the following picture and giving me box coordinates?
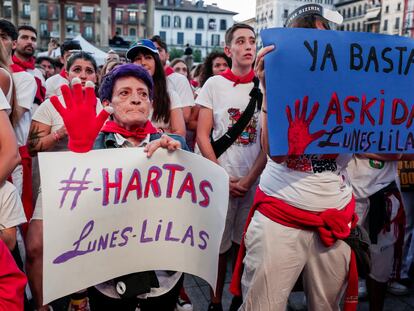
[358,280,367,299]
[388,281,409,296]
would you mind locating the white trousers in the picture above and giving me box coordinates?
[240,211,350,311]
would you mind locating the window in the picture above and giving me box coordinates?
[40,23,48,37]
[115,9,123,22]
[383,19,388,31]
[220,19,227,30]
[347,8,351,18]
[66,6,74,19]
[39,4,48,19]
[351,23,355,31]
[353,7,356,17]
[84,26,93,39]
[159,31,166,42]
[177,32,184,45]
[283,9,289,19]
[129,11,137,22]
[385,5,389,13]
[208,18,216,30]
[161,15,170,28]
[185,16,192,29]
[358,5,362,16]
[211,34,220,46]
[174,16,181,28]
[129,28,136,37]
[357,22,361,32]
[397,3,401,11]
[116,27,122,35]
[195,33,202,46]
[395,17,400,29]
[23,3,30,17]
[197,17,204,29]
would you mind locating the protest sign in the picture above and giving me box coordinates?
[39,148,229,304]
[398,160,414,191]
[261,28,414,156]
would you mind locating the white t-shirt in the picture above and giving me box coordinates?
[167,72,194,107]
[0,181,26,230]
[45,73,68,99]
[259,154,353,212]
[347,156,398,199]
[0,89,10,113]
[150,88,181,132]
[12,71,36,146]
[196,75,262,178]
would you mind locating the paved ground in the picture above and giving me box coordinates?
[49,259,414,310]
[183,259,414,311]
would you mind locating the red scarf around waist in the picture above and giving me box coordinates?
[101,120,158,142]
[230,188,359,311]
[220,68,255,86]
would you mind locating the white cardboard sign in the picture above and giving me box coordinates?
[39,148,229,304]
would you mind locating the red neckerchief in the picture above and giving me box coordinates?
[9,63,24,73]
[230,188,359,311]
[164,66,174,77]
[12,55,35,70]
[101,120,159,142]
[220,68,255,87]
[59,69,68,80]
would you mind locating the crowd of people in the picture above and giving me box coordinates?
[0,3,413,311]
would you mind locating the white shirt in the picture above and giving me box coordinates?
[167,72,194,107]
[0,89,10,113]
[0,181,26,230]
[347,156,398,199]
[196,75,262,178]
[259,154,353,212]
[45,73,69,98]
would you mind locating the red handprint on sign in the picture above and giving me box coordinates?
[50,79,111,153]
[286,96,326,155]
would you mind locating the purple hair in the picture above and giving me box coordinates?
[99,63,154,102]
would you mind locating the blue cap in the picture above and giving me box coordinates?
[126,39,158,61]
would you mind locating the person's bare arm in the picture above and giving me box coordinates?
[169,108,186,137]
[28,121,67,156]
[0,227,16,251]
[358,153,402,161]
[187,105,200,131]
[0,111,20,185]
[401,154,414,161]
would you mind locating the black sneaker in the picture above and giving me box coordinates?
[208,302,223,311]
[228,296,242,311]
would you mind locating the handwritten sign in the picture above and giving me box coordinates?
[261,28,414,156]
[398,161,414,192]
[39,148,229,304]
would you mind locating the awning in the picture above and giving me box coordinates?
[365,7,380,20]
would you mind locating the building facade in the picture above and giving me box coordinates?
[154,0,236,57]
[1,0,146,50]
[404,0,414,37]
[380,0,405,35]
[255,0,335,46]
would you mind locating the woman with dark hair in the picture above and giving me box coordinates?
[170,58,190,80]
[199,52,231,88]
[126,40,185,137]
[26,51,103,311]
[187,52,231,138]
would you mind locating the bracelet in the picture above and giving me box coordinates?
[52,131,60,142]
[261,108,268,114]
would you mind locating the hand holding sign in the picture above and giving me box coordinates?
[286,96,326,155]
[50,78,112,153]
